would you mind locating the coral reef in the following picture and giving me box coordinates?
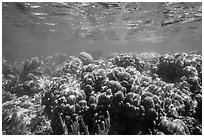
[2,51,202,135]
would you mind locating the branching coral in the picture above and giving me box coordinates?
[2,51,202,135]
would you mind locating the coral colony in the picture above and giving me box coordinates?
[2,51,202,135]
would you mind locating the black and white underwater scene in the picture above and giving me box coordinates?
[2,2,202,135]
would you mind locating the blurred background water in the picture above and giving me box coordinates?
[2,2,202,62]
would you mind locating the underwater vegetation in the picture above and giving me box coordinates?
[2,51,202,135]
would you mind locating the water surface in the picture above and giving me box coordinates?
[2,2,202,62]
